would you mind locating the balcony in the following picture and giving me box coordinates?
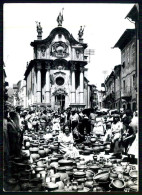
[121,86,132,101]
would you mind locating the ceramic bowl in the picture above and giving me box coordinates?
[110,179,125,190]
[89,165,100,172]
[129,185,138,192]
[73,171,86,178]
[77,165,87,171]
[129,170,138,179]
[94,171,109,182]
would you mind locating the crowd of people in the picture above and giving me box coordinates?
[4,105,138,166]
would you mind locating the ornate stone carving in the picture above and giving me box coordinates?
[54,71,66,76]
[52,88,67,96]
[51,41,69,58]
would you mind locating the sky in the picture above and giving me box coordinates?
[3,3,135,89]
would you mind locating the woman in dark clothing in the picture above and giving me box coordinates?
[7,112,21,157]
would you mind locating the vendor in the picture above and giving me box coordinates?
[111,114,123,153]
[58,123,79,159]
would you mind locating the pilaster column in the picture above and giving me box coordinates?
[34,68,37,102]
[80,67,84,104]
[45,63,51,104]
[71,63,76,103]
[36,63,42,103]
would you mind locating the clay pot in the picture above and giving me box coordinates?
[93,186,104,192]
[90,137,96,143]
[109,179,125,191]
[125,180,134,187]
[45,182,59,191]
[38,148,46,157]
[65,166,73,172]
[94,171,109,182]
[50,157,58,163]
[109,172,118,179]
[50,162,59,169]
[53,154,63,160]
[82,150,92,155]
[31,143,39,147]
[89,165,100,172]
[78,144,84,150]
[86,170,94,178]
[129,185,138,192]
[84,180,93,188]
[58,159,73,167]
[129,170,138,179]
[112,166,125,173]
[31,153,40,161]
[29,147,39,154]
[73,171,86,179]
[77,165,87,171]
[104,142,111,149]
[104,161,112,168]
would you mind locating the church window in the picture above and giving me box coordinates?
[56,77,65,86]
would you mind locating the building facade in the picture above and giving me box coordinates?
[102,4,138,112]
[103,29,137,111]
[114,29,137,111]
[24,16,90,110]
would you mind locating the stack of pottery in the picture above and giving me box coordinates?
[38,146,46,158]
[73,171,86,180]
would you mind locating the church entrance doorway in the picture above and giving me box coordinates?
[55,94,65,111]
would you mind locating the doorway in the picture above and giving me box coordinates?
[55,94,65,110]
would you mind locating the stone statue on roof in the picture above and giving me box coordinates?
[57,8,64,27]
[36,22,42,31]
[78,26,85,39]
[36,21,43,40]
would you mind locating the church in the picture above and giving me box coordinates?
[24,12,91,110]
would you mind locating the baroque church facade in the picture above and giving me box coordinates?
[24,13,91,110]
